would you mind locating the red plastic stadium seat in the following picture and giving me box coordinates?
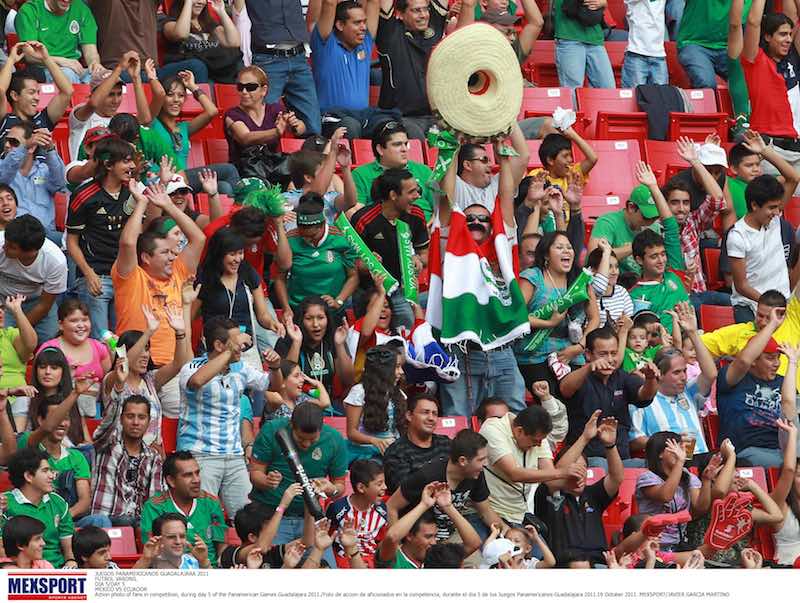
[767,467,781,490]
[576,88,647,142]
[85,418,102,438]
[668,89,729,142]
[603,468,646,542]
[104,526,141,568]
[699,305,734,332]
[225,527,242,546]
[351,138,375,166]
[702,247,725,291]
[204,138,230,164]
[575,139,642,197]
[195,193,234,216]
[585,467,605,485]
[407,139,425,164]
[735,466,768,492]
[606,0,627,30]
[369,85,380,107]
[54,192,68,232]
[604,42,628,87]
[520,86,574,119]
[435,416,469,439]
[716,87,734,118]
[214,83,240,113]
[35,81,65,115]
[784,197,800,229]
[278,137,305,154]
[665,42,692,89]
[581,194,625,220]
[523,40,558,86]
[702,413,720,451]
[643,140,690,186]
[323,416,347,439]
[162,417,178,455]
[53,124,70,163]
[187,141,207,169]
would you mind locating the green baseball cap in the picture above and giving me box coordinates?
[629,184,658,219]
[233,178,267,205]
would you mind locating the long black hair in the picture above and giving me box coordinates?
[534,230,580,285]
[169,0,219,33]
[645,431,691,490]
[29,347,85,445]
[361,344,406,435]
[198,227,248,290]
[297,296,338,352]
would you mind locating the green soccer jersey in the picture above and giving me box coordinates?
[352,160,435,220]
[552,0,604,45]
[286,226,356,307]
[629,272,689,333]
[251,418,348,515]
[391,547,423,569]
[728,177,749,220]
[678,0,752,50]
[140,491,226,567]
[622,346,660,372]
[1,489,73,567]
[17,432,91,483]
[16,0,97,61]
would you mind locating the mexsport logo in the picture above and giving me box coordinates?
[8,572,88,601]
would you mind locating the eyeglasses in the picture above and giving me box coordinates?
[408,6,430,13]
[465,214,491,224]
[469,156,490,164]
[236,82,262,92]
[4,138,21,148]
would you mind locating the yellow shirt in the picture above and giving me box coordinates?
[701,295,800,389]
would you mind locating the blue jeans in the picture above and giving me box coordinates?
[75,513,112,528]
[734,304,755,324]
[666,0,685,40]
[555,39,615,89]
[119,59,210,84]
[186,163,241,197]
[76,275,116,340]
[253,52,321,135]
[587,457,646,470]
[275,515,336,568]
[621,53,669,88]
[5,295,58,343]
[738,446,784,468]
[388,288,415,331]
[678,44,728,89]
[43,67,91,84]
[439,346,526,417]
[323,106,401,139]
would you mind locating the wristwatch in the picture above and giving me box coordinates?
[335,298,344,308]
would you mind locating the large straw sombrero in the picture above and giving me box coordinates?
[427,23,523,140]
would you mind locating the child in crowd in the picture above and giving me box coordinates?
[0,294,37,406]
[1,516,53,569]
[504,526,556,569]
[530,129,598,200]
[73,526,120,569]
[326,459,389,568]
[586,240,634,328]
[262,359,330,423]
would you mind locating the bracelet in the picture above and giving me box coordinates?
[335,298,344,308]
[175,333,186,340]
[346,548,360,559]
[63,558,75,564]
[275,505,285,515]
[192,88,205,99]
[604,443,617,450]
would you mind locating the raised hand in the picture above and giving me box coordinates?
[674,301,698,334]
[531,380,551,401]
[144,183,172,209]
[190,535,209,566]
[286,319,302,343]
[141,535,162,561]
[336,142,352,170]
[704,133,722,147]
[123,51,140,80]
[597,416,618,448]
[678,550,705,569]
[262,347,281,370]
[74,373,98,396]
[142,305,161,333]
[282,541,306,568]
[526,172,547,205]
[702,453,723,481]
[8,42,29,64]
[26,41,50,62]
[676,137,699,163]
[159,155,176,186]
[339,516,359,551]
[742,130,767,155]
[198,169,219,196]
[433,483,453,509]
[582,409,602,441]
[164,304,185,333]
[182,279,201,306]
[177,70,197,92]
[314,518,333,550]
[665,438,687,466]
[768,306,786,329]
[740,548,763,569]
[144,58,158,82]
[245,546,263,569]
[421,482,441,509]
[280,482,303,507]
[564,172,584,210]
[590,357,616,373]
[596,238,611,254]
[719,438,735,460]
[4,294,25,315]
[634,161,657,187]
[778,342,800,364]
[334,317,349,346]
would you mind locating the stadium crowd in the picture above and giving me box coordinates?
[0,0,797,572]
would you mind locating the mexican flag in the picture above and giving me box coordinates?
[426,202,530,350]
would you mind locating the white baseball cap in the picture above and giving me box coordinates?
[165,175,193,196]
[480,538,523,568]
[696,143,728,168]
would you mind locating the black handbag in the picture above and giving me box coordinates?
[237,145,292,190]
[561,0,605,27]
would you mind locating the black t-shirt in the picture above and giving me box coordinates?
[399,458,489,540]
[383,434,452,493]
[351,204,429,282]
[533,480,614,566]
[561,369,650,459]
[198,262,261,337]
[66,180,133,276]
[218,543,285,569]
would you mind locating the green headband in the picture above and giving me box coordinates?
[157,218,178,235]
[297,212,325,226]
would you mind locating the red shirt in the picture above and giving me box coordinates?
[742,48,799,138]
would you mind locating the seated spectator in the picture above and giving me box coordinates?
[326,459,389,568]
[351,122,436,219]
[504,525,556,569]
[38,299,111,416]
[375,0,446,141]
[534,412,622,567]
[552,0,614,88]
[0,124,65,244]
[586,241,634,328]
[0,47,72,136]
[344,344,405,460]
[249,404,347,567]
[377,482,481,568]
[282,296,355,397]
[150,72,240,196]
[68,52,155,161]
[163,171,217,231]
[274,195,359,316]
[424,542,465,569]
[162,0,243,84]
[15,0,103,84]
[73,525,119,569]
[262,359,331,423]
[677,0,740,88]
[90,395,164,528]
[1,515,52,568]
[559,326,658,468]
[629,303,717,456]
[64,126,114,189]
[113,183,206,419]
[717,311,799,467]
[620,0,667,87]
[137,512,211,569]
[388,429,502,542]
[635,432,712,551]
[0,215,67,343]
[768,417,800,565]
[474,396,509,427]
[179,316,282,516]
[140,451,226,568]
[727,176,792,324]
[194,228,283,361]
[669,136,729,213]
[0,294,37,397]
[0,448,76,568]
[383,394,451,493]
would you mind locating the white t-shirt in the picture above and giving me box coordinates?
[454,174,500,212]
[726,215,790,311]
[0,231,67,298]
[68,104,111,163]
[625,0,667,58]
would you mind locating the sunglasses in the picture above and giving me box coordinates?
[170,188,192,196]
[236,82,262,92]
[378,120,403,135]
[470,156,490,164]
[465,214,491,224]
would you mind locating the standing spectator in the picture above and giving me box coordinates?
[66,136,136,339]
[179,316,282,516]
[0,294,37,399]
[621,0,668,87]
[0,215,67,343]
[552,0,615,89]
[375,0,446,141]
[0,124,66,244]
[231,0,252,67]
[0,447,76,568]
[245,0,322,135]
[163,0,243,84]
[15,0,103,84]
[112,183,206,419]
[90,395,164,527]
[727,175,791,323]
[559,326,659,467]
[140,451,227,568]
[351,122,436,219]
[382,394,451,493]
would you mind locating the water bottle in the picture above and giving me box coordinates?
[101,330,118,353]
[275,428,324,520]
